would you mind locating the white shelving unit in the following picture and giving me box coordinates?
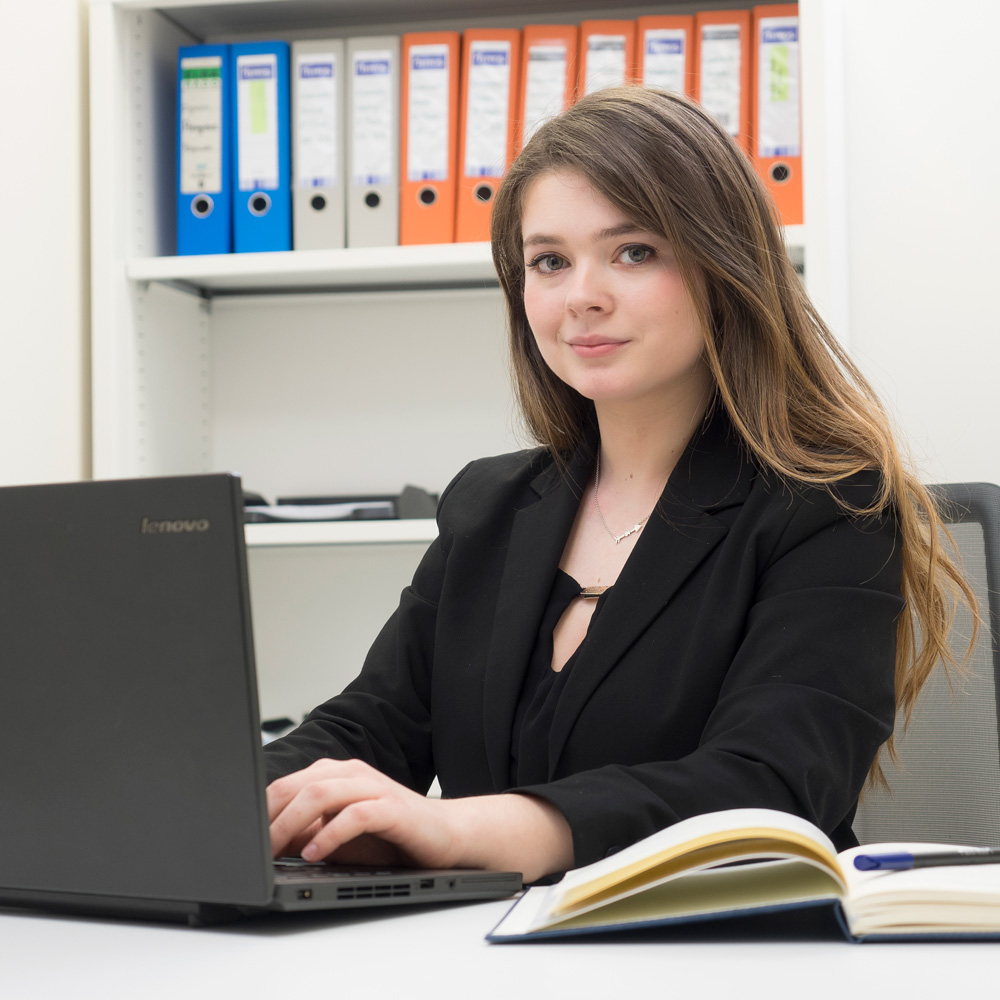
[89,0,840,719]
[126,241,500,296]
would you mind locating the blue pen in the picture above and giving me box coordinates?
[853,848,1000,871]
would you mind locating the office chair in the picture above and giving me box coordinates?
[853,483,1000,848]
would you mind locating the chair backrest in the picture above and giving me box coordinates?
[853,483,1000,847]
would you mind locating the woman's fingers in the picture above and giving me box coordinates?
[277,818,323,859]
[301,798,405,862]
[269,773,383,858]
[266,758,371,823]
[265,758,458,868]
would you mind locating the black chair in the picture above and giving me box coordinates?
[854,483,1000,847]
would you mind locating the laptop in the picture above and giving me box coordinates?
[0,473,521,924]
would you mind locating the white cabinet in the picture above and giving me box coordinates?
[89,0,832,718]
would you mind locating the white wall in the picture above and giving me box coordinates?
[840,0,1000,486]
[0,0,90,486]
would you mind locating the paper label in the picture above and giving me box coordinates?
[463,40,511,178]
[237,53,279,190]
[642,29,687,94]
[757,17,800,157]
[584,34,626,95]
[180,55,223,194]
[295,53,338,189]
[522,43,568,145]
[407,44,450,182]
[352,49,394,187]
[699,25,742,137]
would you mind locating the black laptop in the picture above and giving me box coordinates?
[0,473,520,924]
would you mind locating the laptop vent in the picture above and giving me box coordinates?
[336,883,412,901]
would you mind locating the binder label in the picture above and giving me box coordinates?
[464,41,512,178]
[642,29,687,95]
[296,53,339,189]
[584,35,627,96]
[237,54,279,190]
[757,17,800,157]
[699,25,743,137]
[407,44,450,182]
[523,44,568,145]
[180,55,223,195]
[352,49,394,186]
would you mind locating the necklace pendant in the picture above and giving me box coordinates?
[613,523,643,544]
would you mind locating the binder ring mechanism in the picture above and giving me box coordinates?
[191,194,214,219]
[248,192,272,217]
[770,163,792,184]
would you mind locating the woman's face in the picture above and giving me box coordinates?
[521,169,711,417]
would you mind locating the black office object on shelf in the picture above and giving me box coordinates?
[242,484,438,523]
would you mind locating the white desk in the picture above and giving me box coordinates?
[2,897,997,999]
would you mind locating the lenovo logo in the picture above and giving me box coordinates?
[140,516,211,535]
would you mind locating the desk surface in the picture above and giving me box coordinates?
[3,897,998,999]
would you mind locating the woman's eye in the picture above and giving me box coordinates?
[528,253,568,274]
[619,245,655,265]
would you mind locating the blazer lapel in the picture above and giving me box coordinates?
[481,439,595,792]
[546,408,753,778]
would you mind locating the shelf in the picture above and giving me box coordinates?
[244,518,438,547]
[127,242,499,297]
[112,1,695,40]
[127,227,805,298]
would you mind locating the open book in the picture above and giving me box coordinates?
[487,808,1000,943]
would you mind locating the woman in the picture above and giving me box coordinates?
[264,87,971,884]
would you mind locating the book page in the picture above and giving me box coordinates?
[839,842,967,895]
[540,808,842,927]
[492,886,552,937]
[546,860,841,935]
[838,842,1000,936]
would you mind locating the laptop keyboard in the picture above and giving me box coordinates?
[273,859,400,882]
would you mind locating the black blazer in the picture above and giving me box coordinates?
[264,411,902,868]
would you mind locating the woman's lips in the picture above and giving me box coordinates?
[568,339,626,358]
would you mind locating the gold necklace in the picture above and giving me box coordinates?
[593,451,654,545]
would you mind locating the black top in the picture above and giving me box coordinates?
[264,411,902,867]
[510,570,611,786]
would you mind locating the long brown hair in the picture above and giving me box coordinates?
[490,86,975,786]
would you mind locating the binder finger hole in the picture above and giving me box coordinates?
[418,187,437,206]
[248,192,272,217]
[770,163,791,184]
[365,192,381,209]
[474,184,493,204]
[310,194,327,211]
[191,195,214,219]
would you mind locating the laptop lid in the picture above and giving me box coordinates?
[0,474,275,913]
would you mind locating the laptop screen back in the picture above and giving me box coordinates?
[0,474,273,909]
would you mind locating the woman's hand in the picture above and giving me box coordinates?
[267,758,458,868]
[265,758,574,882]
